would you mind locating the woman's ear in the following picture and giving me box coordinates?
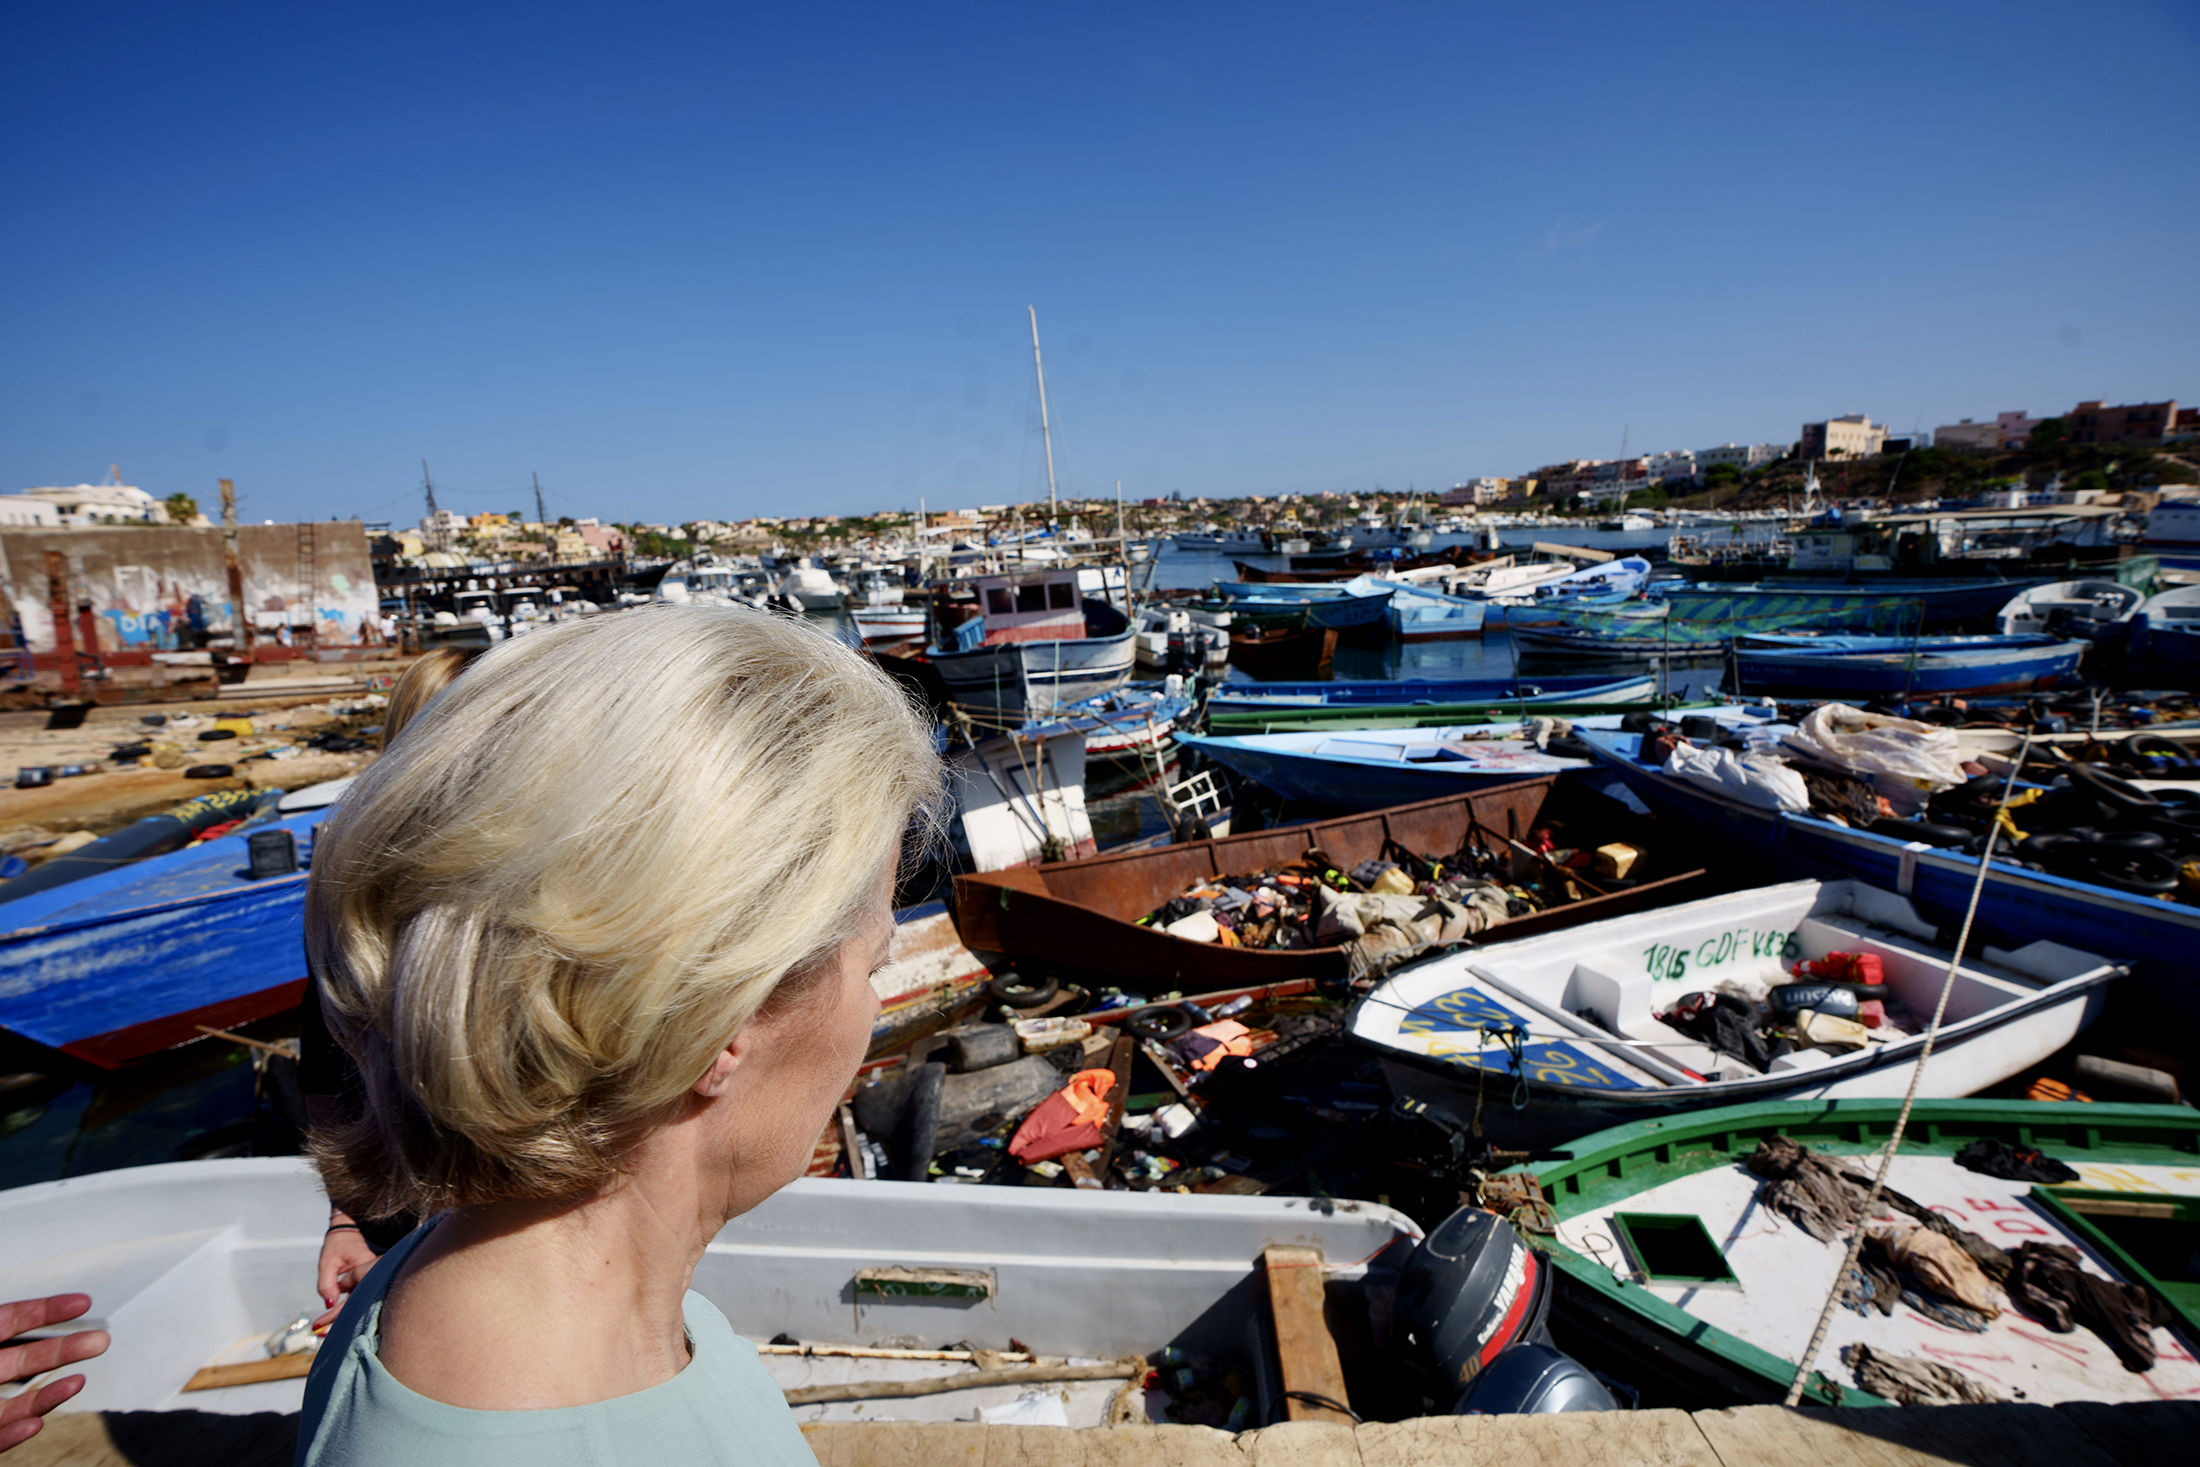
[693,1044,739,1098]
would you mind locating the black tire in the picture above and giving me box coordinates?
[2123,733,2191,767]
[1126,1005,1193,1043]
[987,972,1059,1009]
[2094,829,2169,853]
[2069,762,2159,813]
[1868,818,1974,848]
[196,729,238,742]
[183,764,234,779]
[2077,847,2183,897]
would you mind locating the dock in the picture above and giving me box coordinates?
[14,1401,2197,1467]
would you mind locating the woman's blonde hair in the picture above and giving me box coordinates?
[379,646,483,750]
[307,606,943,1220]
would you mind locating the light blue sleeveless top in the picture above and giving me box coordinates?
[295,1223,817,1466]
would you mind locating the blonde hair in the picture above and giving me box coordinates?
[379,646,483,749]
[307,606,943,1220]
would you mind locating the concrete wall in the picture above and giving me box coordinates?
[0,522,377,654]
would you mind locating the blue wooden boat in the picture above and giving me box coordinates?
[1221,591,1394,632]
[1205,674,1656,713]
[1176,726,1587,810]
[1491,586,1639,626]
[1730,633,2086,698]
[0,808,333,1068]
[1662,577,2055,632]
[1572,718,2200,1022]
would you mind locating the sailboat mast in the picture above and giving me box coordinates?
[1029,305,1059,529]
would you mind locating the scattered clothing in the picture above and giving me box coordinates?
[2008,1240,2175,1373]
[1747,1135,1874,1242]
[1955,1137,2081,1185]
[1841,1343,2002,1406]
[1666,992,1771,1073]
[1869,1219,2002,1319]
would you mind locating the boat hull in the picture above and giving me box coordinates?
[930,629,1138,718]
[0,808,333,1068]
[1730,641,2086,698]
[1205,675,1656,711]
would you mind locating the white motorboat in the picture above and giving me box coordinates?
[777,559,849,611]
[1349,877,2120,1150]
[1993,579,2142,640]
[0,1159,1417,1426]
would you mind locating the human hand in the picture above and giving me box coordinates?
[313,1226,382,1331]
[0,1294,110,1453]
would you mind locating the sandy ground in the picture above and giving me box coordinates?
[0,661,409,846]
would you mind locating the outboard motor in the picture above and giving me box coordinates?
[1453,1343,1618,1414]
[1394,1206,1617,1412]
[1394,1208,1552,1393]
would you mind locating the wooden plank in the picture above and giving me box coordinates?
[1260,1246,1352,1427]
[182,1353,315,1392]
[1094,1032,1136,1177]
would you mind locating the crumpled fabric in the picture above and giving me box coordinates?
[1663,741,1810,812]
[1007,1068,1116,1163]
[1783,704,1967,793]
[1840,1343,2002,1405]
[1665,992,1771,1073]
[1869,1219,2002,1318]
[1744,1137,2011,1285]
[1317,884,1510,979]
[1955,1137,2081,1185]
[2008,1240,2175,1373]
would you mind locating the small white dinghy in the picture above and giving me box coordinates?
[1347,878,2122,1150]
[1994,579,2142,640]
[0,1159,1418,1426]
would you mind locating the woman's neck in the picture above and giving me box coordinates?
[375,1169,718,1411]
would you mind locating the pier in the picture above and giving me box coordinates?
[14,1401,2195,1467]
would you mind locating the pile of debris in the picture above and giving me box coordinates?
[1654,950,1921,1077]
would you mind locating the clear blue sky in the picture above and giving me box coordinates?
[4,1,2195,526]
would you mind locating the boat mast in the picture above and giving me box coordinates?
[1029,305,1059,530]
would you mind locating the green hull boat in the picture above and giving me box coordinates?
[1517,1098,2200,1408]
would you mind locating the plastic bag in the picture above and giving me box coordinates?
[1782,705,1966,793]
[1663,742,1810,812]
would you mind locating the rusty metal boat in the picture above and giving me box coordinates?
[954,778,1706,990]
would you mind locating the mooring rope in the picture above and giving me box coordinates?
[1779,732,2033,1407]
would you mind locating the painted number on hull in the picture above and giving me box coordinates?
[1642,928,1798,984]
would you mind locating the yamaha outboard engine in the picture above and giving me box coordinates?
[1394,1206,1617,1412]
[1453,1343,1618,1414]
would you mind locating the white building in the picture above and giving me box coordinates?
[1440,478,1509,507]
[0,496,64,528]
[8,482,166,525]
[1934,419,1999,453]
[1647,451,1698,484]
[1696,442,1786,471]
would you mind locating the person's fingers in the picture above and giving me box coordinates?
[0,1330,109,1388]
[0,1372,86,1451]
[0,1296,91,1342]
[310,1303,342,1332]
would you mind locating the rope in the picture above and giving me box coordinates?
[1779,731,2032,1407]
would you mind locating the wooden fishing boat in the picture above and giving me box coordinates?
[0,1157,1419,1424]
[2132,584,2200,674]
[954,779,1706,987]
[926,566,1137,718]
[1730,633,2087,699]
[1347,877,2119,1150]
[1219,584,1395,634]
[1228,619,1338,678]
[1515,1098,2200,1406]
[1174,726,1588,811]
